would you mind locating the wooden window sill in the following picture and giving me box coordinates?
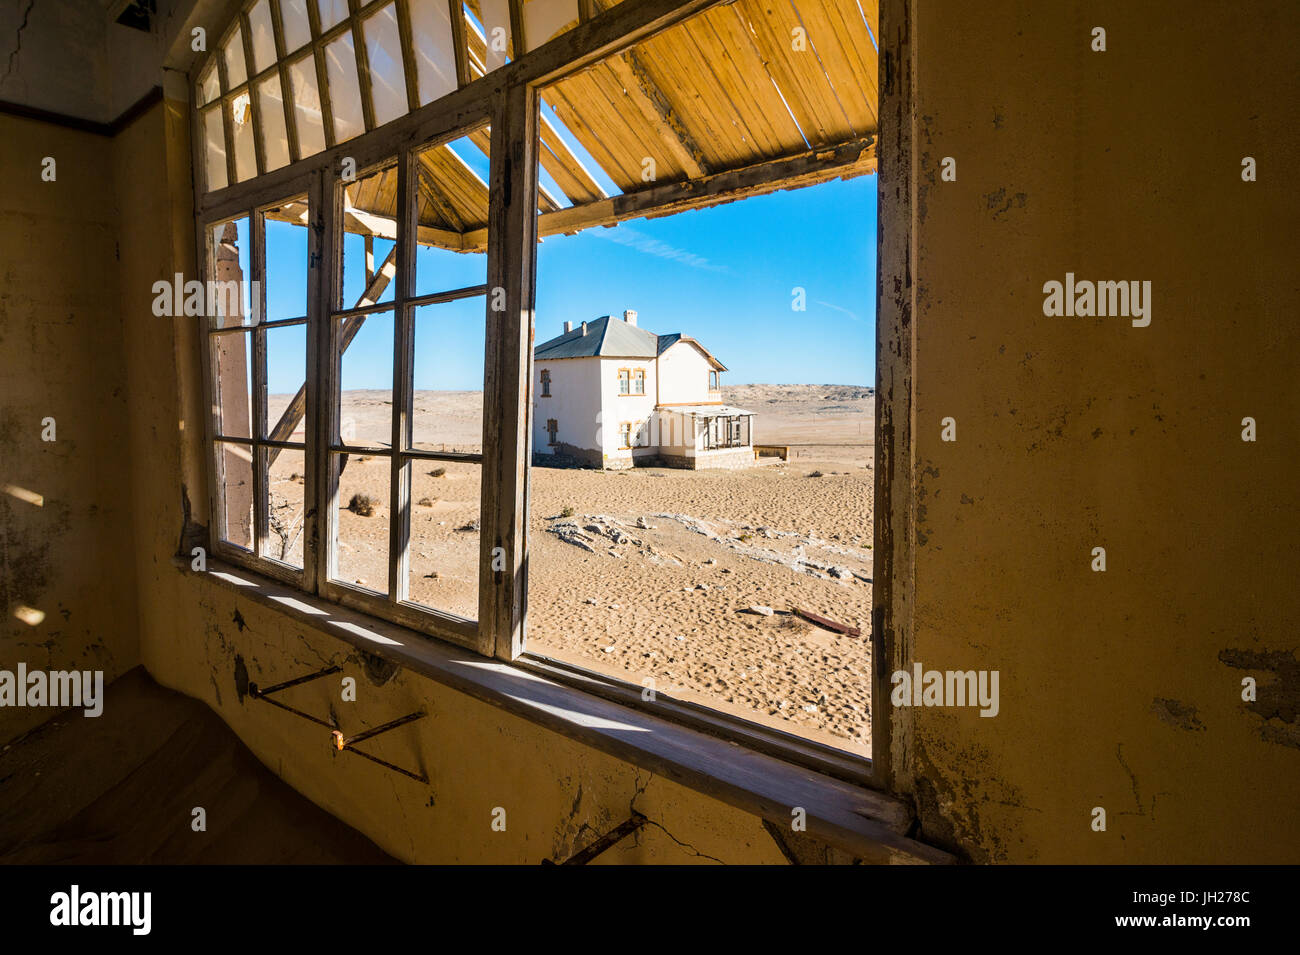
[174,556,953,864]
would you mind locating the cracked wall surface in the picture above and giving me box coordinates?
[889,0,1300,862]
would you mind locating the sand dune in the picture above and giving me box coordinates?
[265,384,875,755]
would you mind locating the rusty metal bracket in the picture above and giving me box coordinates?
[248,666,428,784]
[543,812,648,865]
[330,711,429,783]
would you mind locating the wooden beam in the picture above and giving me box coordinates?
[603,48,709,179]
[481,82,538,661]
[461,136,875,250]
[449,0,471,87]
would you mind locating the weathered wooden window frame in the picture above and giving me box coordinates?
[191,0,901,790]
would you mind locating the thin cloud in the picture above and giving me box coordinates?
[815,299,863,323]
[593,227,731,274]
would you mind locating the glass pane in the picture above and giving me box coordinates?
[414,132,488,295]
[341,162,397,308]
[203,106,228,191]
[263,446,306,567]
[409,0,458,105]
[210,217,252,327]
[412,298,484,455]
[325,32,365,142]
[280,0,312,52]
[216,441,255,550]
[522,0,578,51]
[408,461,480,619]
[199,63,219,105]
[333,451,389,593]
[257,74,291,171]
[265,204,309,320]
[229,91,257,181]
[223,26,247,87]
[211,330,253,438]
[474,0,513,71]
[337,309,394,448]
[247,0,277,74]
[265,323,306,440]
[363,4,408,127]
[287,54,326,156]
[317,0,349,31]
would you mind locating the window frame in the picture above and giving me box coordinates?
[190,0,891,792]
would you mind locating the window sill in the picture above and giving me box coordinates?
[174,556,953,864]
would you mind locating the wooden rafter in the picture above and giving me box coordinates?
[461,136,875,251]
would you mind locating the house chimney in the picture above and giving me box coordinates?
[581,321,588,336]
[623,309,637,326]
[563,321,573,333]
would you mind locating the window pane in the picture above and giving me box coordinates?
[333,451,389,593]
[203,106,228,191]
[247,0,277,74]
[475,0,513,71]
[287,54,326,156]
[223,26,248,87]
[216,441,255,550]
[337,309,394,448]
[341,161,397,308]
[211,331,253,438]
[414,132,489,295]
[210,217,252,328]
[317,0,349,31]
[198,63,219,106]
[266,323,306,439]
[412,298,484,454]
[263,446,306,567]
[363,4,408,127]
[229,91,257,181]
[280,0,311,52]
[408,461,480,619]
[522,0,578,51]
[325,32,365,142]
[257,74,291,171]
[265,203,310,320]
[409,0,458,105]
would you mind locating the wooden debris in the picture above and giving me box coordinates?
[791,606,861,638]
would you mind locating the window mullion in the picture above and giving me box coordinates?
[316,167,342,589]
[389,147,417,602]
[302,168,326,589]
[251,210,270,558]
[241,12,268,176]
[481,82,538,662]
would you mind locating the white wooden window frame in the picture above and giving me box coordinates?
[192,0,886,786]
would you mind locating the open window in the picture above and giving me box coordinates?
[193,0,880,783]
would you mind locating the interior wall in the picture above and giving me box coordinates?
[888,0,1300,862]
[109,95,795,864]
[0,115,141,742]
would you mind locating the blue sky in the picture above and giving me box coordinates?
[258,170,876,393]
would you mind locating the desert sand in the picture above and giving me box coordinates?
[263,383,874,756]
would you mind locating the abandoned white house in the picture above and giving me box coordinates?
[532,310,756,468]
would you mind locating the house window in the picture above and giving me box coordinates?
[633,369,645,394]
[709,370,719,391]
[540,368,551,397]
[618,368,630,394]
[619,422,632,448]
[546,418,558,446]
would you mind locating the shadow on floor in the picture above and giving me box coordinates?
[0,666,397,864]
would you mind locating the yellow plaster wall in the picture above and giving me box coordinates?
[894,0,1300,861]
[0,116,140,742]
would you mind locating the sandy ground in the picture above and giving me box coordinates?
[262,384,874,755]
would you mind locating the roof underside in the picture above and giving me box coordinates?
[269,0,877,252]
